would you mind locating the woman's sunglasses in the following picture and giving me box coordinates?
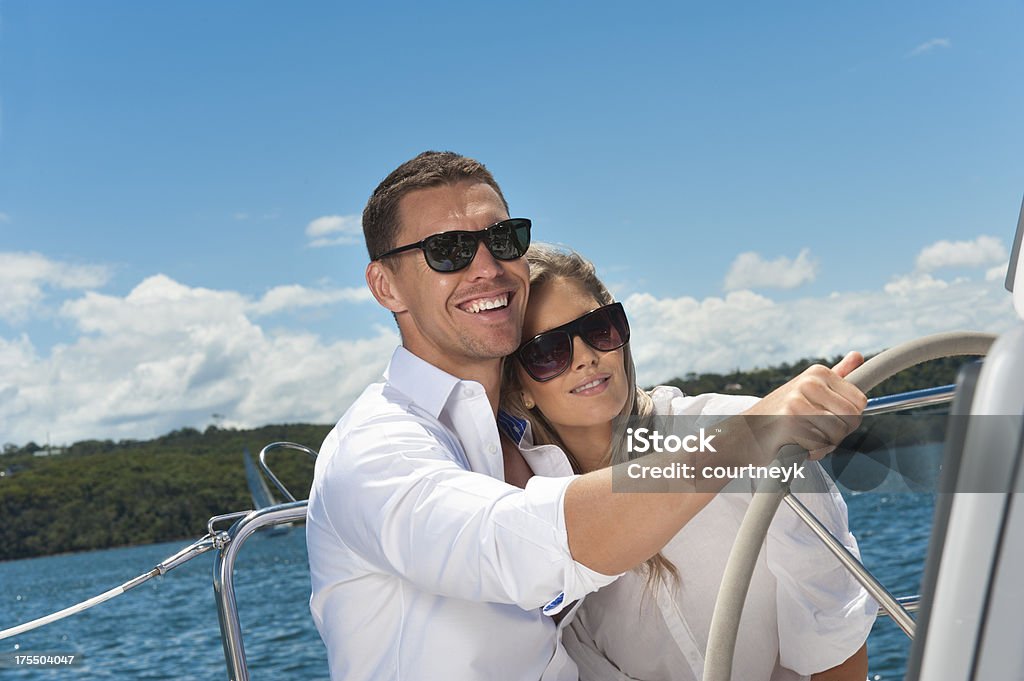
[374,218,531,273]
[516,302,630,382]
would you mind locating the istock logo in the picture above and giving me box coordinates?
[625,427,717,454]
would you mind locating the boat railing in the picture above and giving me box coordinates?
[258,441,319,503]
[212,499,309,681]
[862,383,956,415]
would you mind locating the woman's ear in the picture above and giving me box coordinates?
[521,391,535,410]
[366,261,407,314]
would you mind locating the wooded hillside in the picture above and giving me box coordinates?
[1,353,979,560]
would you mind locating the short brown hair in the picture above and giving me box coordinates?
[362,151,509,262]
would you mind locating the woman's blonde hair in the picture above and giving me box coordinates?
[501,243,677,592]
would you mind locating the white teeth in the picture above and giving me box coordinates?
[463,294,509,314]
[572,378,605,393]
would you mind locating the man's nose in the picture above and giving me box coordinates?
[464,239,503,279]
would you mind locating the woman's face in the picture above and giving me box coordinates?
[518,277,630,431]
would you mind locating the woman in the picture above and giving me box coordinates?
[500,244,875,681]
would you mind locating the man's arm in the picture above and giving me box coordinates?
[313,414,615,613]
[563,353,867,575]
[312,353,865,609]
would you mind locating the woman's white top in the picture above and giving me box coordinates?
[556,387,877,681]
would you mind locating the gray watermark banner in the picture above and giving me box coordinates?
[608,414,1024,494]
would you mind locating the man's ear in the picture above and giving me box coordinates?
[366,261,408,314]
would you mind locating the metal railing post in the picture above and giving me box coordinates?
[212,501,309,681]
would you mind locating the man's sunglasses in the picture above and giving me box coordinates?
[516,302,630,382]
[374,218,532,273]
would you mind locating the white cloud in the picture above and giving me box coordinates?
[250,284,373,316]
[628,273,1014,387]
[915,235,1006,272]
[3,235,1018,447]
[1,274,396,445]
[61,275,247,335]
[306,214,362,248]
[986,264,1008,282]
[0,251,111,323]
[909,38,951,57]
[723,248,818,291]
[883,272,949,296]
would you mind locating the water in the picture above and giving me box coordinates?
[846,491,934,680]
[1,495,934,680]
[0,529,327,679]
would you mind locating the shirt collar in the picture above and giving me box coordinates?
[499,414,575,477]
[497,410,529,446]
[383,346,464,419]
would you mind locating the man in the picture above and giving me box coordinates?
[306,151,868,680]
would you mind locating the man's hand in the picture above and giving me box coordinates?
[744,351,867,460]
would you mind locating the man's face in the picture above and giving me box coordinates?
[377,180,529,376]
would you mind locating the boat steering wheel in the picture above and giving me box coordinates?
[702,331,997,681]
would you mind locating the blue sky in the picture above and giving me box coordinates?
[2,1,1023,445]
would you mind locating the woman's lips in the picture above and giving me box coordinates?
[570,374,611,396]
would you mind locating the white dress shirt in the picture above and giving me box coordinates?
[306,346,619,681]
[555,387,878,681]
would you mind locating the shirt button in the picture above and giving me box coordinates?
[463,387,476,397]
[487,443,498,455]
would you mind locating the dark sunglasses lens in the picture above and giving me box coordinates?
[486,223,514,260]
[484,220,531,261]
[581,305,629,351]
[423,233,476,272]
[520,332,572,381]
